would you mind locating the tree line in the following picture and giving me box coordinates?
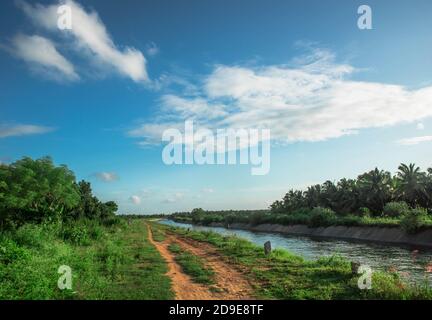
[0,157,118,228]
[270,163,432,216]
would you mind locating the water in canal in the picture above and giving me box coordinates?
[160,220,432,285]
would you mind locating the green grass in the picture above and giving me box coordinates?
[151,227,167,242]
[0,220,174,300]
[160,224,432,300]
[168,243,215,285]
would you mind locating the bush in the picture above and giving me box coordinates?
[358,207,371,217]
[308,207,336,227]
[61,224,90,245]
[0,238,30,264]
[401,207,428,234]
[383,202,410,217]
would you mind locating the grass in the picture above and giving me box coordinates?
[0,219,174,300]
[158,223,432,300]
[168,243,215,285]
[151,226,167,242]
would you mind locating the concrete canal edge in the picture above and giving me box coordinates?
[206,222,432,248]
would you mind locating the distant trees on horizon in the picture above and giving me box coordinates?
[270,163,432,216]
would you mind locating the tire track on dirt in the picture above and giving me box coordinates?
[147,224,219,300]
[170,235,256,300]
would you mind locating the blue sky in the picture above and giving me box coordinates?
[1,0,432,214]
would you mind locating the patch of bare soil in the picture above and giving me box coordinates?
[147,225,255,300]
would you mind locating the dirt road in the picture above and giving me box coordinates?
[147,224,255,300]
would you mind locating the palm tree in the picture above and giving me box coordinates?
[396,163,426,207]
[321,180,338,210]
[357,168,392,214]
[335,178,360,214]
[304,184,322,209]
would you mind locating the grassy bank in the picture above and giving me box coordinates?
[172,207,432,234]
[168,243,215,285]
[0,219,173,299]
[156,223,432,300]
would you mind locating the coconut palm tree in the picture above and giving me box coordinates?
[335,178,360,214]
[357,168,392,214]
[304,184,322,209]
[396,163,426,207]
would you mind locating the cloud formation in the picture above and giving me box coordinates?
[162,192,184,204]
[15,0,148,82]
[129,49,432,146]
[0,124,54,138]
[396,136,432,146]
[10,34,78,81]
[129,195,141,205]
[94,172,118,182]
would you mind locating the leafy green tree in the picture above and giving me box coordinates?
[0,157,80,224]
[191,208,205,223]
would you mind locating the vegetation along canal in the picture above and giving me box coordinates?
[160,220,432,285]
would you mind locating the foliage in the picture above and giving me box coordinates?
[268,163,432,217]
[401,207,429,234]
[162,224,432,300]
[0,220,173,299]
[0,157,118,228]
[0,157,80,225]
[383,201,410,217]
[308,207,337,227]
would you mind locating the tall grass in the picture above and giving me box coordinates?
[0,220,173,299]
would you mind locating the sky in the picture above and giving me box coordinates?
[1,0,432,214]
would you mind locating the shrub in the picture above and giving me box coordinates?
[0,238,30,264]
[383,202,410,217]
[61,224,90,245]
[358,207,371,217]
[12,223,47,249]
[308,207,336,227]
[401,207,428,234]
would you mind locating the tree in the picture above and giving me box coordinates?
[304,185,322,209]
[0,157,80,223]
[356,168,392,214]
[396,163,426,207]
[270,200,284,213]
[191,208,205,223]
[335,178,360,214]
[320,180,338,210]
[282,190,306,213]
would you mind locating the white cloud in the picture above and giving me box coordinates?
[202,188,214,193]
[129,195,141,205]
[94,172,118,182]
[396,136,432,146]
[417,123,425,130]
[0,124,54,138]
[17,0,148,82]
[129,49,432,146]
[162,192,184,204]
[146,42,159,56]
[10,34,78,81]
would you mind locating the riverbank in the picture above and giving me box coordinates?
[155,222,432,299]
[179,221,432,248]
